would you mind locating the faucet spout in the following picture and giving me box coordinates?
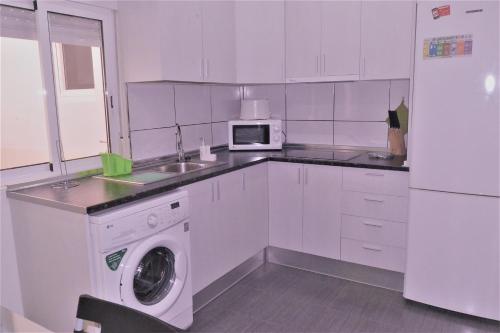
[176,123,185,162]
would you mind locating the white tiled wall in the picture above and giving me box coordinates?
[127,79,410,160]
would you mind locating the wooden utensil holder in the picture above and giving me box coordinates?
[388,128,406,156]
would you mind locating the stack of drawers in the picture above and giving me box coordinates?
[340,168,409,272]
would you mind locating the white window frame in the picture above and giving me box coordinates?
[0,0,121,186]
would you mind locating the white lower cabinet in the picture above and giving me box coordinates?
[269,162,342,259]
[186,164,268,294]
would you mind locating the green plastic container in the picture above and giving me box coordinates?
[100,153,132,177]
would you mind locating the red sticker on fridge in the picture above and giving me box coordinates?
[432,5,451,19]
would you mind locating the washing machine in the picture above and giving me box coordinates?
[88,190,193,329]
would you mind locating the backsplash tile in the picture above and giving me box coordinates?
[180,124,213,152]
[174,84,211,125]
[334,122,388,148]
[286,83,334,121]
[212,122,229,146]
[211,85,241,122]
[127,82,175,130]
[334,81,390,121]
[243,84,285,120]
[389,80,410,110]
[286,121,333,145]
[130,127,176,161]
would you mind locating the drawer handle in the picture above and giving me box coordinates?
[362,244,382,252]
[365,172,385,177]
[364,197,385,203]
[363,221,383,228]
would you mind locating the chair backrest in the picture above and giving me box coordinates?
[74,294,180,333]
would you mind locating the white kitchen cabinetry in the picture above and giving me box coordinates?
[268,162,303,251]
[117,1,235,83]
[340,168,409,272]
[302,164,342,259]
[285,1,361,82]
[187,164,267,294]
[268,162,342,259]
[360,1,416,80]
[235,1,285,83]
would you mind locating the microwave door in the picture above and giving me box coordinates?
[233,125,270,145]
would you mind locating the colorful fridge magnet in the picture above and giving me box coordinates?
[423,35,472,59]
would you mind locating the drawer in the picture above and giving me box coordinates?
[341,215,406,248]
[342,168,409,197]
[341,191,409,222]
[341,238,406,272]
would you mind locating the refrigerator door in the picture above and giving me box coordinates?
[410,1,499,196]
[404,189,500,320]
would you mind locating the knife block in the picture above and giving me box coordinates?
[388,128,406,156]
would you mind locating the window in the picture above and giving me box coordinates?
[0,2,120,183]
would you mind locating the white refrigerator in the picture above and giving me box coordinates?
[405,1,499,320]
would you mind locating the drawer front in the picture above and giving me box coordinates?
[341,191,409,222]
[342,168,409,197]
[341,238,406,272]
[341,215,407,248]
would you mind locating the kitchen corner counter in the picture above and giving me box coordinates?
[7,147,408,214]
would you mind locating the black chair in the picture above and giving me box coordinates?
[73,294,181,333]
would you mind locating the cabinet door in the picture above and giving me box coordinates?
[360,1,415,79]
[268,162,303,251]
[202,1,236,83]
[302,165,342,259]
[321,1,361,78]
[235,0,285,83]
[184,179,217,294]
[285,1,321,79]
[242,163,269,257]
[162,1,204,81]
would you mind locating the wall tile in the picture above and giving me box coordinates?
[334,81,390,121]
[127,82,175,130]
[130,127,176,161]
[334,122,388,147]
[389,79,410,110]
[175,84,211,125]
[180,123,212,152]
[212,122,228,146]
[286,121,333,145]
[243,84,285,120]
[211,85,242,122]
[286,83,334,120]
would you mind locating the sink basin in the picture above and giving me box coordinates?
[152,161,225,174]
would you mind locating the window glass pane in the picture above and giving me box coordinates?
[0,5,50,170]
[48,12,109,161]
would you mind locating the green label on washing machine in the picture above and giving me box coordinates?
[106,249,127,271]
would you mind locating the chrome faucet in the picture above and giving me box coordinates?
[175,123,185,162]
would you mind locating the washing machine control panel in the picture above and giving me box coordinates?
[92,193,189,252]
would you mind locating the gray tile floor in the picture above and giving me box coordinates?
[190,263,499,333]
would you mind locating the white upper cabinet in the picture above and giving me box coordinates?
[235,0,285,83]
[162,1,204,82]
[360,1,416,80]
[321,1,361,78]
[201,1,236,83]
[117,0,235,83]
[285,1,322,80]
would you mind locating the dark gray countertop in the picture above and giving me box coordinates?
[7,147,408,214]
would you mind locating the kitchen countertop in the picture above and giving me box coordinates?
[7,147,408,214]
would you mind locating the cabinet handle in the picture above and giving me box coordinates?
[362,57,366,77]
[363,220,383,228]
[365,172,384,177]
[200,58,204,79]
[217,180,220,201]
[362,244,382,252]
[364,197,384,203]
[315,55,319,74]
[298,168,301,185]
[243,173,246,191]
[204,59,209,79]
[305,168,308,185]
[322,54,326,74]
[211,182,215,202]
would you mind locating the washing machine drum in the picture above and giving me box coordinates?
[120,235,188,316]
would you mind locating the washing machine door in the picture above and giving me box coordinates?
[120,234,188,316]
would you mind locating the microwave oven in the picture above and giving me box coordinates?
[228,119,282,151]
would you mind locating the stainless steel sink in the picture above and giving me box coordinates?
[152,161,225,174]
